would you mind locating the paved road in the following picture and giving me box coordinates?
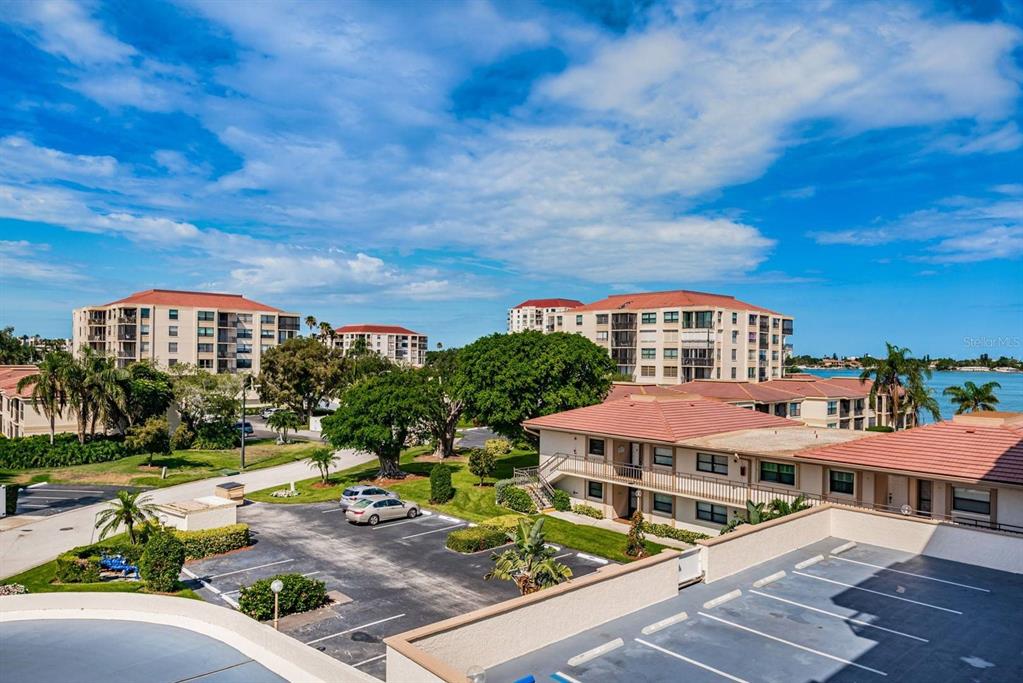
[455,426,500,449]
[14,484,148,517]
[0,449,375,580]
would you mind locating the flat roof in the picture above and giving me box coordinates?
[487,538,1023,682]
[681,425,876,456]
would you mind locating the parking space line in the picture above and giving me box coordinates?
[302,571,321,577]
[321,507,346,514]
[305,614,406,645]
[182,567,239,608]
[209,558,294,579]
[828,556,990,592]
[553,671,583,683]
[25,488,103,494]
[372,516,434,529]
[635,638,749,682]
[18,504,50,508]
[697,612,887,676]
[18,495,85,500]
[554,553,574,560]
[352,654,385,668]
[576,552,609,565]
[748,590,929,642]
[400,523,464,540]
[792,571,963,614]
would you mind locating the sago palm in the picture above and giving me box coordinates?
[306,447,339,483]
[485,517,572,595]
[943,381,1001,414]
[95,490,158,544]
[17,351,71,445]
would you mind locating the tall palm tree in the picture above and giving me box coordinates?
[318,321,333,341]
[904,374,941,425]
[60,349,92,444]
[943,381,1001,414]
[82,351,126,437]
[16,351,71,445]
[859,342,929,430]
[304,315,318,334]
[95,490,158,544]
[306,447,339,483]
[485,518,572,595]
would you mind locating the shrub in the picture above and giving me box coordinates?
[0,583,27,595]
[4,484,19,516]
[173,524,251,560]
[445,526,509,553]
[170,423,195,450]
[466,447,496,486]
[501,487,537,514]
[0,434,135,470]
[571,503,604,519]
[238,573,328,621]
[429,464,454,503]
[643,523,711,544]
[626,511,647,558]
[55,554,101,583]
[125,417,171,464]
[494,478,516,504]
[139,531,186,592]
[483,438,512,457]
[194,421,237,450]
[866,425,895,433]
[551,489,571,512]
[480,514,524,530]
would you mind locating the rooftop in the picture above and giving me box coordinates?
[573,289,784,315]
[335,323,423,335]
[681,425,876,456]
[100,289,285,312]
[512,298,584,309]
[0,365,38,398]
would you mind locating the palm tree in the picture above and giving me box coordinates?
[305,316,318,334]
[82,351,126,437]
[16,351,71,445]
[95,490,158,544]
[485,518,572,595]
[318,321,333,341]
[858,342,930,430]
[905,374,941,425]
[306,447,339,484]
[943,381,1001,414]
[267,409,303,443]
[59,350,92,444]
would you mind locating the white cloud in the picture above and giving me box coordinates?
[1,136,118,183]
[5,0,135,65]
[933,122,1023,155]
[0,240,85,283]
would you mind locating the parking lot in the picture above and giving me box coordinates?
[184,501,610,680]
[489,537,1023,683]
[12,483,147,517]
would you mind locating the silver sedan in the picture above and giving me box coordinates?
[345,495,420,525]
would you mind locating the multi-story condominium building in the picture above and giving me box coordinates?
[523,396,1022,535]
[0,365,77,439]
[606,376,909,430]
[72,289,301,373]
[507,298,583,333]
[562,290,793,384]
[332,324,428,366]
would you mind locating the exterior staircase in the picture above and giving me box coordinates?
[512,452,570,511]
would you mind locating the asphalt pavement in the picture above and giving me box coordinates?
[13,484,148,517]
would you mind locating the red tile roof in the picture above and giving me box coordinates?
[0,365,39,399]
[103,289,283,312]
[572,290,783,315]
[798,415,1023,486]
[604,383,700,402]
[336,324,423,336]
[524,396,801,444]
[664,377,875,402]
[512,298,584,309]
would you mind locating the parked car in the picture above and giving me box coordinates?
[345,496,420,525]
[339,485,396,510]
[259,407,280,420]
[234,421,254,436]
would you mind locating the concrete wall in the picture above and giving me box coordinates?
[998,488,1023,528]
[0,593,374,683]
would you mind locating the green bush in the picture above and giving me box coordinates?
[125,417,171,463]
[170,423,195,450]
[494,478,515,504]
[866,425,895,433]
[446,526,509,553]
[551,489,571,512]
[194,421,237,450]
[483,438,512,457]
[429,464,454,503]
[238,573,328,621]
[4,484,19,516]
[501,486,536,514]
[55,554,101,583]
[643,522,710,544]
[466,447,496,485]
[0,434,135,469]
[571,503,605,519]
[139,531,185,592]
[173,524,250,560]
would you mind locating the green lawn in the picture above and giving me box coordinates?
[2,559,199,599]
[0,440,321,489]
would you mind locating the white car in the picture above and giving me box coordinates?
[345,496,420,525]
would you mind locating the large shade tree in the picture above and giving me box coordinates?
[419,348,465,458]
[943,380,1001,414]
[257,337,347,420]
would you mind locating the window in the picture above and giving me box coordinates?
[588,438,605,457]
[197,327,214,337]
[952,487,991,515]
[653,494,673,514]
[198,359,213,369]
[168,342,178,353]
[261,329,274,338]
[789,402,801,417]
[747,368,756,379]
[168,326,178,337]
[140,308,150,319]
[140,342,149,352]
[140,324,150,335]
[731,367,737,379]
[236,329,253,339]
[696,501,727,524]
[697,452,728,475]
[576,314,583,325]
[641,348,656,359]
[237,314,252,323]
[695,311,713,328]
[772,334,779,345]
[596,314,608,324]
[827,400,838,415]
[730,349,737,361]
[260,314,276,325]
[587,481,604,499]
[197,311,215,321]
[197,343,213,353]
[237,344,252,354]
[169,309,178,320]
[731,312,738,324]
[760,461,795,485]
[237,358,252,369]
[640,365,656,377]
[663,365,678,378]
[663,311,679,323]
[749,314,757,325]
[829,470,855,495]
[641,312,657,324]
[663,348,678,359]
[827,422,837,429]
[682,311,693,328]
[653,446,673,467]
[596,331,608,342]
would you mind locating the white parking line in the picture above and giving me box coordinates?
[305,614,406,645]
[352,654,386,668]
[399,523,463,540]
[635,638,749,682]
[182,567,239,608]
[302,571,322,577]
[748,590,929,642]
[372,516,434,529]
[438,515,462,523]
[553,553,574,560]
[576,552,609,565]
[828,556,990,592]
[553,672,583,683]
[18,504,50,508]
[792,571,962,614]
[209,558,294,579]
[697,612,887,676]
[25,488,103,494]
[321,507,346,514]
[18,495,86,500]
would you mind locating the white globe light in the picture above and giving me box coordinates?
[270,579,284,593]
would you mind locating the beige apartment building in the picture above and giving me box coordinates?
[507,298,583,333]
[523,397,1023,535]
[552,290,793,384]
[332,324,428,366]
[72,289,301,374]
[0,365,77,439]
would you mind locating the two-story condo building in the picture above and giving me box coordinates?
[507,299,584,333]
[332,324,428,366]
[0,365,77,439]
[72,289,301,373]
[524,396,1022,535]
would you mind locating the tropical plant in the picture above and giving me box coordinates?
[94,490,158,544]
[0,326,38,364]
[767,495,812,518]
[305,447,339,484]
[238,573,328,621]
[904,374,941,425]
[318,321,333,340]
[16,351,71,445]
[721,500,769,533]
[625,510,647,558]
[943,380,1001,414]
[267,409,304,443]
[467,448,497,486]
[304,315,317,334]
[485,518,572,595]
[858,342,930,430]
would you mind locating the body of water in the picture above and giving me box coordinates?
[801,368,1023,423]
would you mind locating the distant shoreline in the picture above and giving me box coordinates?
[799,366,1021,373]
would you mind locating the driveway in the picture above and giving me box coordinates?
[455,426,501,450]
[185,502,611,680]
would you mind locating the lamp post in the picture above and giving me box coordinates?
[270,578,284,630]
[239,373,252,470]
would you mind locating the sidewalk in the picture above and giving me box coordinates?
[545,510,696,550]
[0,448,375,580]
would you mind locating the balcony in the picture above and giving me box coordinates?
[782,320,794,336]
[681,330,714,348]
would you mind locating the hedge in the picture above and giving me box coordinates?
[429,464,454,503]
[445,526,509,553]
[644,522,711,544]
[139,531,185,592]
[55,554,101,583]
[238,573,328,621]
[501,487,536,514]
[0,434,136,469]
[4,484,19,516]
[173,524,250,560]
[494,478,516,504]
[866,425,895,433]
[571,503,604,519]
[551,489,571,512]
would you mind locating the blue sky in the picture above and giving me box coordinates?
[1,0,1021,357]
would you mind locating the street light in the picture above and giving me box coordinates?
[270,578,284,630]
[239,373,254,470]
